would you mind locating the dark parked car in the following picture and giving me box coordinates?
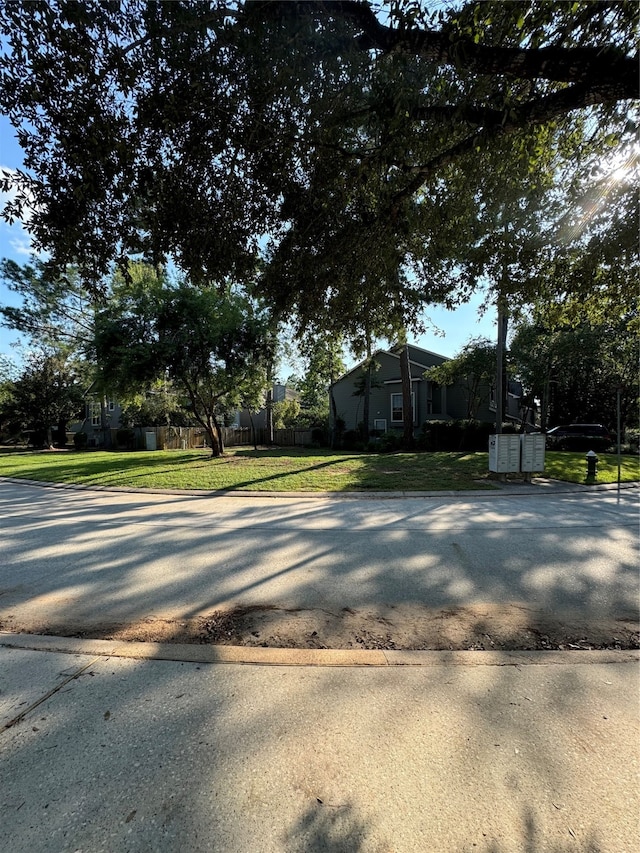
[546,423,613,451]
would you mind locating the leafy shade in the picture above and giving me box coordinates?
[0,1,636,335]
[0,257,103,353]
[94,266,272,456]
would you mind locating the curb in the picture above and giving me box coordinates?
[1,632,639,668]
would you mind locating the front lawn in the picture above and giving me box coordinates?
[0,447,493,491]
[0,447,637,491]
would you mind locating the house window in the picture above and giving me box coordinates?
[108,400,116,412]
[90,401,101,426]
[390,392,415,423]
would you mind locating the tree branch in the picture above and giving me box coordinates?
[389,79,625,210]
[323,1,638,96]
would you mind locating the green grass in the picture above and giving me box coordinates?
[0,447,494,491]
[543,449,640,485]
[0,447,637,492]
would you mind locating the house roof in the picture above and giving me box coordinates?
[332,345,449,385]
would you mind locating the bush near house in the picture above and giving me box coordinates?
[418,420,518,452]
[339,420,520,453]
[73,432,88,450]
[368,431,403,453]
[116,428,136,450]
[625,428,639,452]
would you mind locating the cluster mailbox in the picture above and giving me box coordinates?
[488,434,546,474]
[520,434,546,472]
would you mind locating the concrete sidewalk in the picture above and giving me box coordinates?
[1,636,638,853]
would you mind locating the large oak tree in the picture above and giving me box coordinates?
[1,1,636,335]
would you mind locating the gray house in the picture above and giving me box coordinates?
[68,389,123,447]
[236,383,301,429]
[330,344,529,436]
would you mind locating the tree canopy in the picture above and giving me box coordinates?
[94,264,273,455]
[1,1,637,337]
[510,312,638,431]
[0,346,84,446]
[0,258,101,356]
[426,336,497,420]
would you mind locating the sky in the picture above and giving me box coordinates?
[0,112,498,373]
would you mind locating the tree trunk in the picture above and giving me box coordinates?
[204,416,222,457]
[329,384,340,449]
[100,396,112,449]
[400,342,414,449]
[248,410,258,450]
[495,303,508,433]
[57,417,67,447]
[216,418,225,455]
[362,357,371,442]
[265,386,274,446]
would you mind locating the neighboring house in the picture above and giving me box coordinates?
[330,345,533,435]
[236,384,301,429]
[68,384,123,446]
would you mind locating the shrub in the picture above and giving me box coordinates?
[341,429,360,450]
[420,420,502,452]
[51,428,67,447]
[116,428,135,450]
[311,427,326,446]
[28,429,47,448]
[376,431,402,453]
[73,431,88,450]
[625,428,639,451]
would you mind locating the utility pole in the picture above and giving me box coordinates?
[495,302,507,434]
[495,219,509,434]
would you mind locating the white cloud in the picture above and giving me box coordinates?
[9,236,34,256]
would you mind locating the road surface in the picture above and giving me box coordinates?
[1,479,637,633]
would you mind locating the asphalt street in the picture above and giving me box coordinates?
[0,479,638,631]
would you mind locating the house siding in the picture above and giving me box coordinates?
[329,345,532,435]
[331,348,448,433]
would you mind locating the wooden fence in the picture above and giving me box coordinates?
[116,426,314,450]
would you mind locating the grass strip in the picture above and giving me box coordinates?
[0,447,637,491]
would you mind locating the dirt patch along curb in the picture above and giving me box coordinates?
[2,602,638,654]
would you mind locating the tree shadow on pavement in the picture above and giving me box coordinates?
[0,646,637,852]
[281,799,367,852]
[479,807,603,853]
